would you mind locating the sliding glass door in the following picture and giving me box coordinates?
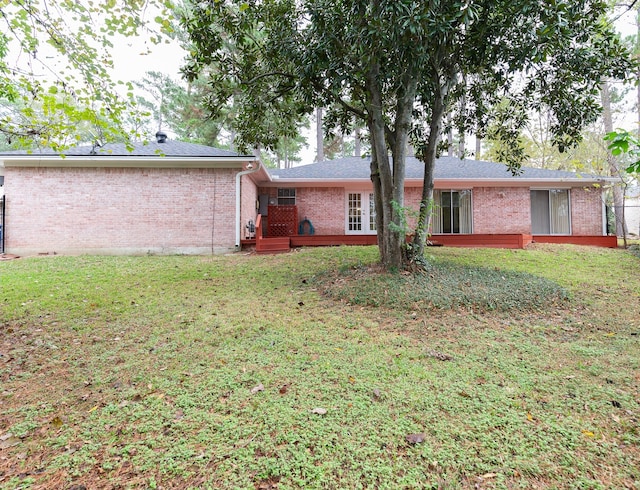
[531,189,570,234]
[432,190,472,234]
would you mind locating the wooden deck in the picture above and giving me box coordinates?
[244,224,618,253]
[247,211,618,253]
[531,235,618,248]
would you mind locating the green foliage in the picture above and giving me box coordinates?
[180,0,634,270]
[134,71,228,146]
[604,129,640,174]
[481,99,529,173]
[0,0,173,150]
[268,130,309,169]
[387,200,417,238]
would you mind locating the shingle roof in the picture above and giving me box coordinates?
[270,155,605,181]
[0,139,245,158]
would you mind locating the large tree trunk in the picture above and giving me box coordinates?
[316,107,324,162]
[412,83,449,259]
[601,82,627,239]
[366,62,406,270]
[637,5,640,140]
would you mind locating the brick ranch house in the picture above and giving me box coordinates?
[0,136,617,256]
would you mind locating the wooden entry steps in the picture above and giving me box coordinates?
[256,236,291,254]
[254,215,291,253]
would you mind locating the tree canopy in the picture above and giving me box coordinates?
[0,0,174,150]
[181,0,633,270]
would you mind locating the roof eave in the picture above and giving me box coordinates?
[263,176,615,187]
[263,177,372,187]
[1,155,257,169]
[427,177,616,187]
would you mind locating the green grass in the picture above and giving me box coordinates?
[0,245,638,489]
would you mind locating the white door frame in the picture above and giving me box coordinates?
[345,191,377,235]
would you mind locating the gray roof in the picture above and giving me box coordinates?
[0,139,246,158]
[270,155,605,181]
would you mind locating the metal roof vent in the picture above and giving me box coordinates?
[155,131,168,143]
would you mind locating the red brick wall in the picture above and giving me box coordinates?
[296,187,345,235]
[241,174,258,240]
[5,166,238,255]
[259,186,347,235]
[404,187,423,229]
[472,187,531,234]
[570,186,604,235]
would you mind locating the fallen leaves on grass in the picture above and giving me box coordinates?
[405,433,426,444]
[0,433,21,449]
[479,472,497,479]
[251,383,264,394]
[425,349,454,361]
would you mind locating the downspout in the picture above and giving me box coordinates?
[235,159,261,250]
[602,184,608,236]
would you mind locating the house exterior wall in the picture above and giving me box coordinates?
[296,187,346,235]
[570,186,604,235]
[241,174,259,240]
[259,186,347,235]
[404,187,424,230]
[4,166,238,255]
[260,184,606,238]
[472,187,531,234]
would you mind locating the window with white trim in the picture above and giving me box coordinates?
[530,189,570,235]
[277,188,296,205]
[432,190,472,234]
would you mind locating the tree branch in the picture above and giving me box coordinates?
[243,71,295,86]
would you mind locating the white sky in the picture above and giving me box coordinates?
[110,35,187,86]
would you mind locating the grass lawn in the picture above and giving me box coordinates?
[0,244,638,489]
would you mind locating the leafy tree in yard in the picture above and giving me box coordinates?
[0,0,173,150]
[134,70,231,145]
[605,129,640,174]
[272,130,308,169]
[483,104,624,175]
[181,0,632,271]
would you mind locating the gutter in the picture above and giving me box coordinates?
[1,155,252,169]
[264,177,617,187]
[235,160,262,250]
